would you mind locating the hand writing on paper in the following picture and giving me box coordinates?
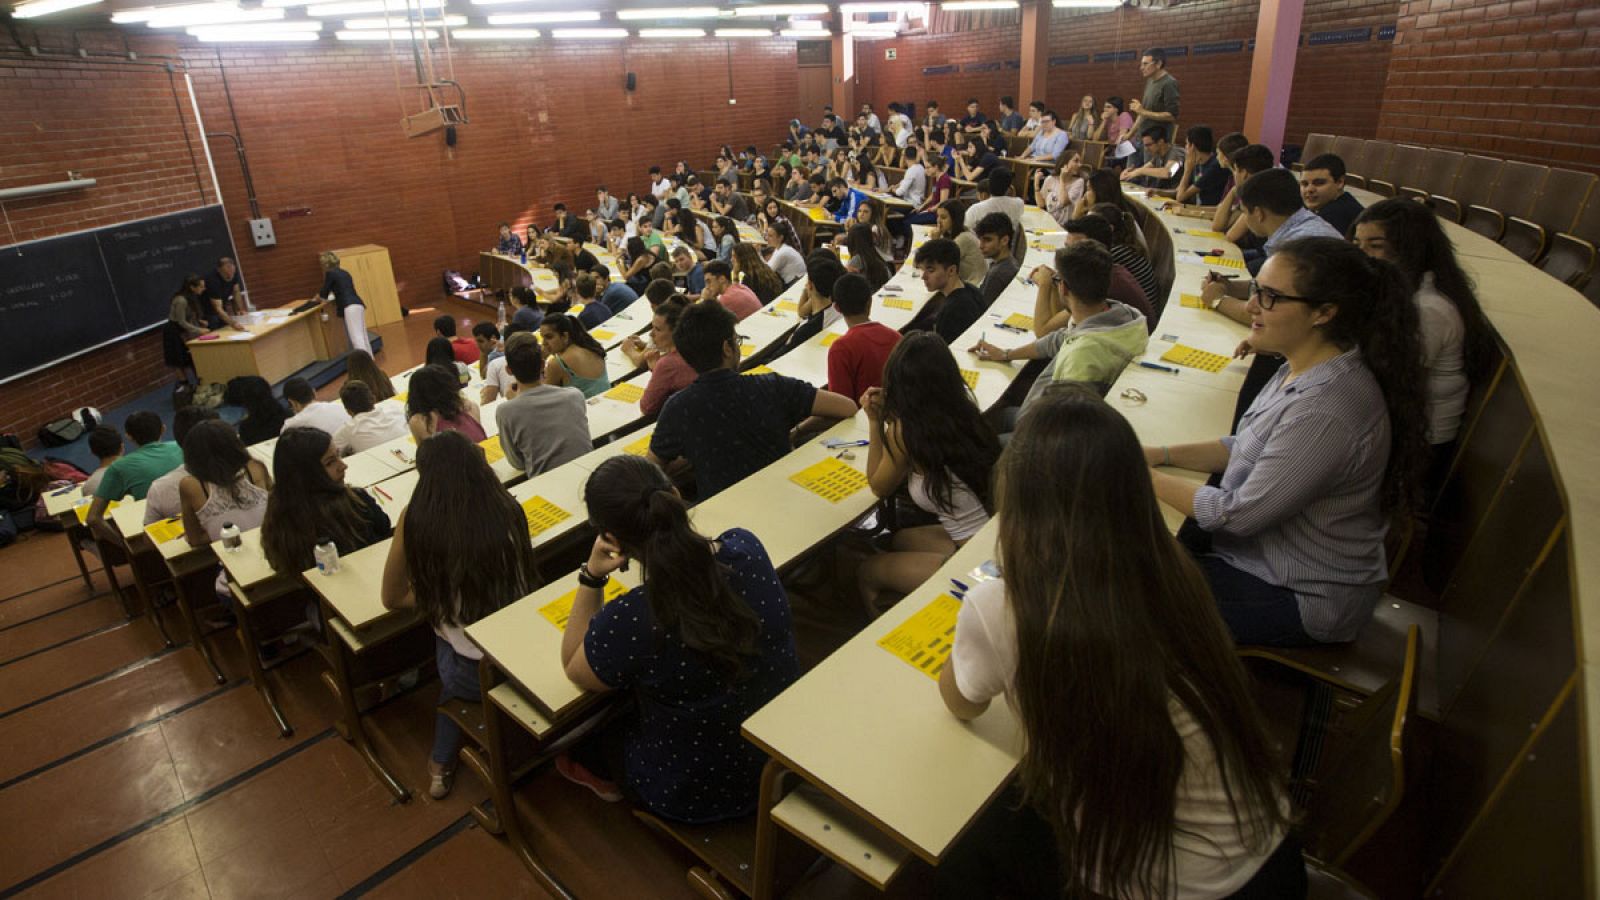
[970,340,1004,363]
[1200,276,1227,305]
[586,533,628,579]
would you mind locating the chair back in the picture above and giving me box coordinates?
[1300,626,1421,867]
[1571,188,1600,246]
[1331,135,1366,170]
[1483,160,1549,220]
[1444,155,1504,210]
[1412,148,1464,197]
[1301,133,1336,165]
[1538,235,1596,288]
[1379,145,1430,195]
[1529,168,1596,236]
[1356,140,1399,186]
[1138,207,1176,313]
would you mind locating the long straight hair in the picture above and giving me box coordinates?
[405,365,466,422]
[345,349,396,401]
[881,333,1001,515]
[261,427,381,573]
[731,242,785,301]
[235,376,286,435]
[404,431,540,628]
[542,313,607,358]
[845,224,891,291]
[181,419,254,506]
[1275,237,1430,512]
[999,387,1287,898]
[583,455,760,680]
[1352,198,1495,382]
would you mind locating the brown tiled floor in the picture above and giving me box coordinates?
[0,305,733,899]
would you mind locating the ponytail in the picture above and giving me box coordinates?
[1276,237,1430,514]
[584,456,761,680]
[546,313,607,358]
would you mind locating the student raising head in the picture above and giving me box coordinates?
[539,313,612,399]
[557,454,800,822]
[859,332,998,612]
[382,429,542,799]
[937,386,1299,898]
[261,426,391,574]
[406,364,486,444]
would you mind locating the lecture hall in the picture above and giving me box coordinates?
[0,0,1596,895]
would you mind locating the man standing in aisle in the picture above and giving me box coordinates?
[1128,47,1179,165]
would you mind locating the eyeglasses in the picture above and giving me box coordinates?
[1248,280,1313,310]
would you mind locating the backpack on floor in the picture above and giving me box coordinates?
[193,382,226,409]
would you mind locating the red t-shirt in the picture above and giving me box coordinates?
[1108,264,1155,329]
[639,350,698,417]
[827,321,901,402]
[451,336,481,364]
[717,283,763,321]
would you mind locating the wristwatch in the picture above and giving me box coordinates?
[577,564,610,589]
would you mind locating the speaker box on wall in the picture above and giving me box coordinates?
[445,124,457,146]
[625,72,636,92]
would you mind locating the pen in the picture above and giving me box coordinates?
[373,485,393,501]
[1138,361,1180,375]
[53,485,77,496]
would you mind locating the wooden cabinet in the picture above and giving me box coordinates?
[329,244,401,326]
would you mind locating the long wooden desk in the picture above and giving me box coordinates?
[187,299,347,385]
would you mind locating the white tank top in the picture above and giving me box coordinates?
[909,470,988,543]
[195,474,269,541]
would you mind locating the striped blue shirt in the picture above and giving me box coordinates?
[1193,350,1390,642]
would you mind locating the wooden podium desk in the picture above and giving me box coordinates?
[187,300,346,385]
[479,252,561,295]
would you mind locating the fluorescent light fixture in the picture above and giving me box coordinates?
[781,17,823,28]
[486,10,596,23]
[189,20,323,32]
[839,2,923,12]
[307,0,442,16]
[194,28,321,39]
[112,2,221,23]
[335,27,440,38]
[940,0,1015,8]
[614,6,717,19]
[713,27,771,35]
[638,26,704,35]
[262,0,315,6]
[344,13,464,26]
[451,26,542,37]
[845,25,898,35]
[147,6,287,27]
[1051,0,1119,6]
[550,26,628,37]
[12,0,101,18]
[732,3,827,14]
[779,26,825,36]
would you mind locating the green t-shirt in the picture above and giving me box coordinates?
[95,440,184,502]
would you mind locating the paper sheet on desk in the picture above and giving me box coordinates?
[958,368,980,390]
[478,436,505,464]
[590,329,616,342]
[1200,255,1246,270]
[1002,313,1033,331]
[881,297,913,311]
[605,382,645,404]
[1186,229,1227,239]
[1179,294,1207,309]
[1161,344,1232,373]
[775,300,799,314]
[75,499,116,524]
[145,517,185,544]
[521,496,572,537]
[878,593,960,680]
[624,435,652,455]
[539,579,629,630]
[788,457,870,503]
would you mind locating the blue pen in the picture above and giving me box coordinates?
[950,578,969,592]
[1138,361,1180,375]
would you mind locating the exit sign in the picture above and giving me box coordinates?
[885,47,897,59]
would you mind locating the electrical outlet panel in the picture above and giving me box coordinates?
[249,218,277,248]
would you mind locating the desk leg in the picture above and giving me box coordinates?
[62,519,96,591]
[751,759,801,900]
[126,543,176,647]
[481,664,576,900]
[321,622,413,804]
[234,588,293,738]
[171,565,227,684]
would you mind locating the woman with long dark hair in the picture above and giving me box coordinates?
[424,336,472,388]
[1147,237,1428,646]
[178,419,271,549]
[261,427,391,575]
[163,273,210,385]
[934,198,987,287]
[1073,166,1136,223]
[937,387,1300,899]
[1092,201,1160,310]
[622,236,659,293]
[381,430,540,798]
[405,364,485,443]
[731,242,786,305]
[763,219,808,287]
[710,216,739,263]
[842,223,892,291]
[858,333,1001,612]
[557,455,800,822]
[234,375,287,446]
[539,313,611,398]
[344,349,395,401]
[1352,198,1494,468]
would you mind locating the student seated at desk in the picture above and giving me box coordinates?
[569,273,611,330]
[702,258,764,320]
[905,238,985,345]
[1208,143,1275,248]
[622,237,660,295]
[1061,214,1155,324]
[667,246,706,297]
[481,328,533,404]
[1032,152,1086,227]
[625,298,695,418]
[973,212,1021,311]
[496,221,523,256]
[1146,238,1428,646]
[784,252,846,352]
[729,245,785,308]
[262,427,392,574]
[710,216,739,262]
[928,199,987,288]
[425,337,473,389]
[1301,153,1364,238]
[434,315,480,366]
[825,272,902,400]
[973,241,1148,412]
[557,455,800,821]
[471,323,501,380]
[539,314,611,399]
[841,223,892,291]
[937,387,1302,900]
[178,420,271,552]
[281,376,351,438]
[146,407,221,525]
[505,286,542,332]
[1090,201,1162,316]
[1353,198,1494,487]
[82,426,124,498]
[596,264,641,317]
[380,430,540,799]
[87,411,184,540]
[1169,125,1230,207]
[764,220,808,287]
[649,301,857,499]
[333,381,408,455]
[406,364,486,444]
[345,349,396,402]
[859,333,995,611]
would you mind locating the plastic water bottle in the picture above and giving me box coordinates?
[497,300,507,329]
[313,537,340,575]
[220,521,242,551]
[520,248,528,265]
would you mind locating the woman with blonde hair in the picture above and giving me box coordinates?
[318,251,370,354]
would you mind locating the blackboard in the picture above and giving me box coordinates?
[0,205,236,383]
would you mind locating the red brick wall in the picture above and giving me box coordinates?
[0,32,213,445]
[1376,0,1600,173]
[854,0,1399,152]
[1,28,797,445]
